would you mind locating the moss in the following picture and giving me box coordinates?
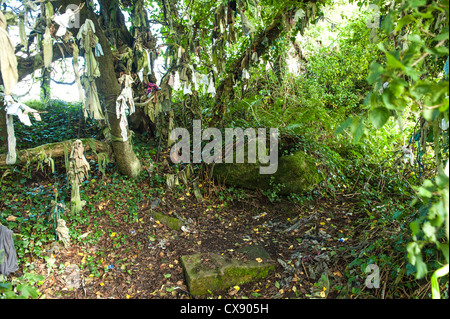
[213,150,324,194]
[151,212,183,231]
[180,246,275,296]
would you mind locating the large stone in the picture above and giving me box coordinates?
[213,150,324,195]
[151,211,184,231]
[180,246,275,296]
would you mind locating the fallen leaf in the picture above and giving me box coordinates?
[255,258,263,263]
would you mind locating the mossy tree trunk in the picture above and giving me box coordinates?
[0,97,7,152]
[88,8,141,178]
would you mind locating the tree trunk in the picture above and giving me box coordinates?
[40,67,51,103]
[0,138,111,166]
[0,97,7,152]
[88,9,142,178]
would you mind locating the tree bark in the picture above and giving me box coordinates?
[86,7,142,178]
[0,97,7,152]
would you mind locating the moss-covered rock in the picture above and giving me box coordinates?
[180,246,275,296]
[213,150,324,194]
[151,211,184,231]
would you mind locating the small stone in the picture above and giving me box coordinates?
[180,246,275,296]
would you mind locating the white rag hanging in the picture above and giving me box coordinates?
[77,19,96,45]
[242,68,250,80]
[168,73,175,87]
[144,49,152,74]
[251,51,258,62]
[3,95,41,164]
[183,82,192,95]
[440,118,449,131]
[240,10,256,35]
[292,9,305,24]
[4,95,41,126]
[43,27,53,68]
[201,74,209,95]
[117,74,135,115]
[95,43,104,57]
[0,11,18,95]
[116,96,129,142]
[173,71,181,90]
[402,145,414,166]
[207,75,216,97]
[193,71,201,91]
[54,8,75,37]
[115,74,135,142]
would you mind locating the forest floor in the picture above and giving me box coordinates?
[1,104,421,299]
[3,146,409,300]
[16,172,371,299]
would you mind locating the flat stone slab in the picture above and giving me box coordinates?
[151,211,184,231]
[180,246,275,296]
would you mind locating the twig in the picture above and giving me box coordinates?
[301,260,309,280]
[411,39,446,67]
[381,271,388,299]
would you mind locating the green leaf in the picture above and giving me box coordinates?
[422,222,436,241]
[16,284,39,299]
[406,242,428,279]
[418,186,433,198]
[367,62,384,84]
[386,52,405,70]
[406,0,427,8]
[381,90,398,110]
[334,117,353,136]
[369,107,390,129]
[380,13,394,34]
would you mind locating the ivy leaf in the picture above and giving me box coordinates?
[422,222,436,241]
[16,284,39,299]
[406,242,428,279]
[369,107,390,129]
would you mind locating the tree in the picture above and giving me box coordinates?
[1,0,326,178]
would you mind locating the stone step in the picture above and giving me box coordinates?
[180,246,275,296]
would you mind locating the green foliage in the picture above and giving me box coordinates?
[0,272,44,299]
[14,100,102,149]
[348,0,449,297]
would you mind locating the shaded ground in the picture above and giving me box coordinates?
[2,149,402,300]
[1,108,423,299]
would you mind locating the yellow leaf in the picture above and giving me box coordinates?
[233,286,240,292]
[320,222,325,225]
[100,282,104,286]
[110,232,116,237]
[126,294,131,299]
[255,258,263,263]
